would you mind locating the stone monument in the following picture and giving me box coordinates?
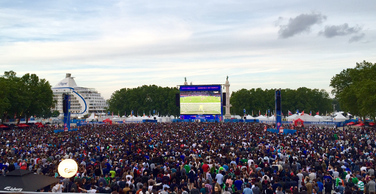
[224,76,231,119]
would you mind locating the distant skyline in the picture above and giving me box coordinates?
[1,0,375,99]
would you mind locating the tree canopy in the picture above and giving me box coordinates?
[0,71,54,123]
[330,60,376,119]
[230,87,333,116]
[108,85,179,116]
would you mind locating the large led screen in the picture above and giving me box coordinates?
[180,85,222,115]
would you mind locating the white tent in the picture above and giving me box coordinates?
[232,115,242,119]
[314,115,324,121]
[161,116,173,122]
[286,114,298,121]
[255,115,268,121]
[333,113,347,122]
[85,113,95,121]
[314,115,323,119]
[245,115,255,119]
[287,114,319,122]
[268,115,276,121]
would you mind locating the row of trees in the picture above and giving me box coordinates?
[0,71,55,124]
[330,61,376,120]
[230,87,334,116]
[105,60,376,119]
[107,85,179,116]
[1,61,372,121]
[107,85,334,117]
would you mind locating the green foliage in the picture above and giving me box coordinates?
[330,60,376,118]
[108,85,179,116]
[0,71,54,123]
[230,87,332,116]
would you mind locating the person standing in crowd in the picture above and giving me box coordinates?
[0,122,375,194]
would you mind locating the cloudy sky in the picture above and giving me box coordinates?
[1,0,375,99]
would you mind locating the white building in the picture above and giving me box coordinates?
[52,73,107,117]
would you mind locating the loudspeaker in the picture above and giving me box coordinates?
[276,90,281,111]
[175,93,180,107]
[154,117,156,120]
[63,95,68,114]
[222,92,226,106]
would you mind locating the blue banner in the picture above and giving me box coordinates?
[180,85,221,91]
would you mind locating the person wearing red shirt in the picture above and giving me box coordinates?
[202,162,209,173]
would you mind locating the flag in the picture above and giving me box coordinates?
[316,111,319,115]
[301,111,304,115]
[259,110,261,116]
[309,111,312,116]
[288,110,292,115]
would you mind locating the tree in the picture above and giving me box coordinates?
[21,73,54,123]
[330,61,376,119]
[108,85,179,116]
[0,71,54,124]
[0,77,11,122]
[2,71,28,123]
[230,87,332,116]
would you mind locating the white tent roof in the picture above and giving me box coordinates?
[85,113,95,121]
[232,115,242,119]
[286,114,298,121]
[287,114,319,122]
[255,115,268,121]
[245,115,255,119]
[334,113,347,121]
[314,115,323,119]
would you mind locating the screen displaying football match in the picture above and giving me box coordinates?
[180,85,222,115]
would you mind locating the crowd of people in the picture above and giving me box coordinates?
[0,122,376,194]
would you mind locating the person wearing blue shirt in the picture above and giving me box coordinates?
[234,176,243,191]
[243,183,253,194]
[222,164,229,172]
[215,171,224,185]
[316,178,324,193]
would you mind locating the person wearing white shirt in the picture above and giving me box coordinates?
[345,172,351,182]
[215,172,224,185]
[79,185,97,193]
[52,182,64,193]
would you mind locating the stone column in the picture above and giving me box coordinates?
[224,78,231,119]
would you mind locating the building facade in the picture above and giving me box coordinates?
[52,73,107,117]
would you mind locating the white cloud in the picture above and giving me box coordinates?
[0,0,376,99]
